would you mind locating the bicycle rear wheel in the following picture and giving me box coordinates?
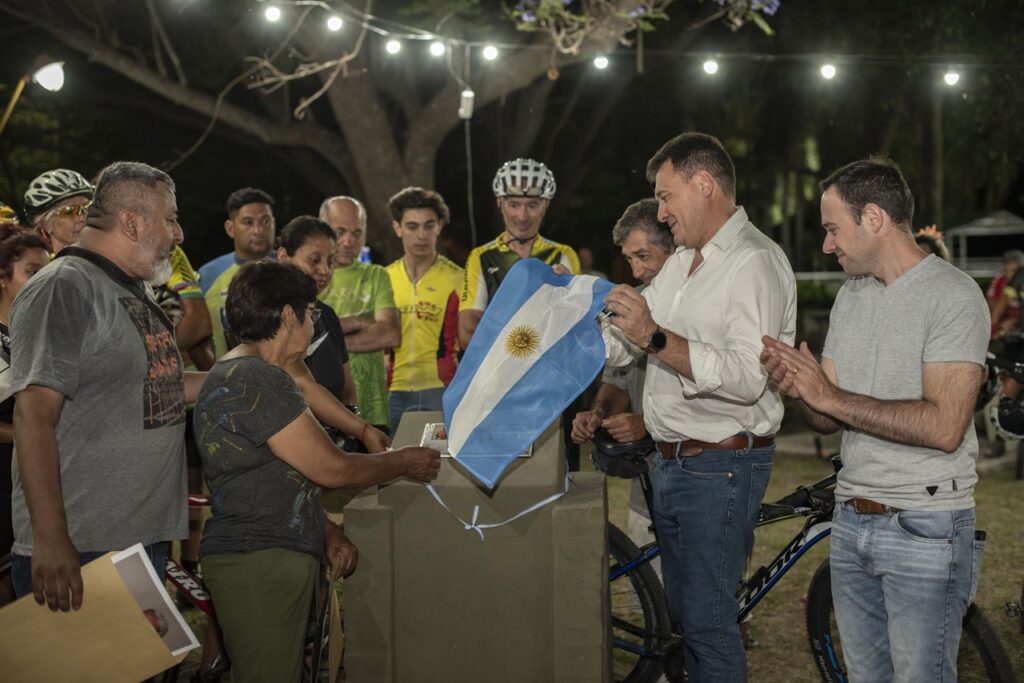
[608,523,676,683]
[806,558,1017,683]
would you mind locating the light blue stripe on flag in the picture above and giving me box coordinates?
[443,258,613,488]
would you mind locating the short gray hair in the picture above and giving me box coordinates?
[612,199,674,254]
[88,161,175,231]
[318,196,367,229]
[1002,249,1024,265]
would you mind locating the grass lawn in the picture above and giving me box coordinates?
[175,446,1023,681]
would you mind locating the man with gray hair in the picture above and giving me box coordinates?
[572,198,674,547]
[9,161,205,611]
[317,196,399,433]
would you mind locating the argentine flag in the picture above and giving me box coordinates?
[443,258,613,488]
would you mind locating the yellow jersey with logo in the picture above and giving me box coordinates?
[460,233,580,312]
[386,255,464,392]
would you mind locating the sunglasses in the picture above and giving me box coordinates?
[50,201,92,218]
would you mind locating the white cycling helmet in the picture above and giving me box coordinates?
[24,168,94,220]
[492,158,556,200]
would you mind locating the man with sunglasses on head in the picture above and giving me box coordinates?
[23,169,94,254]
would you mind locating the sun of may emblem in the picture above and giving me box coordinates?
[505,325,540,359]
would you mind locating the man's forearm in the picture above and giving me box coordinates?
[800,400,842,435]
[822,390,959,452]
[649,330,694,381]
[345,321,400,352]
[175,299,213,351]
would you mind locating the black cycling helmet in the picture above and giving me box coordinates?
[23,169,94,221]
[589,428,655,479]
[990,395,1024,440]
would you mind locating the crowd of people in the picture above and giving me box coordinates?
[0,132,1018,683]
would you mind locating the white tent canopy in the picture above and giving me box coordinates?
[945,210,1024,272]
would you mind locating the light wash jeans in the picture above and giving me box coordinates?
[650,442,773,683]
[388,387,446,434]
[830,502,977,683]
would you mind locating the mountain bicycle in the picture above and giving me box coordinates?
[594,429,1017,683]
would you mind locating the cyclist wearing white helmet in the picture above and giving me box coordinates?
[458,158,580,349]
[23,169,94,254]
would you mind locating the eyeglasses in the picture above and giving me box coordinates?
[306,306,322,324]
[50,201,92,218]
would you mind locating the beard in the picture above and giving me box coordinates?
[147,254,174,286]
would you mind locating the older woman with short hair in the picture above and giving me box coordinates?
[195,260,439,683]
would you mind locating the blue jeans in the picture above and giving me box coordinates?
[12,541,170,599]
[388,387,446,433]
[650,443,774,683]
[830,503,977,683]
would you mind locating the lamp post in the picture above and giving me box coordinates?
[0,60,65,137]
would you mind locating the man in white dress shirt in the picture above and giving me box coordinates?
[603,132,797,681]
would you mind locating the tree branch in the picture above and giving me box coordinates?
[145,0,187,88]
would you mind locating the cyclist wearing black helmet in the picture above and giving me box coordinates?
[23,168,93,254]
[458,158,580,349]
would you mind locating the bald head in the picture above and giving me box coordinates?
[320,196,367,267]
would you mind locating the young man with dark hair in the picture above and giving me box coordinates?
[603,132,797,680]
[384,187,463,430]
[198,187,276,357]
[762,156,989,682]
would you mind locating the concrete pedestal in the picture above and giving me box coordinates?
[342,412,609,683]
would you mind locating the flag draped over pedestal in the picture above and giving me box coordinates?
[443,258,613,488]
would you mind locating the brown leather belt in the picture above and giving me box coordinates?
[846,497,903,515]
[657,434,774,459]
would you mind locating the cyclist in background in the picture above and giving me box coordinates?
[458,158,579,350]
[384,187,463,431]
[199,187,276,357]
[22,169,93,254]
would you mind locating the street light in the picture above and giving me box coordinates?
[0,60,65,137]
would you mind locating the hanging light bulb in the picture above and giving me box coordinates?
[703,59,719,75]
[326,15,343,32]
[482,45,498,61]
[458,89,475,120]
[31,62,65,92]
[430,41,446,57]
[264,5,281,22]
[943,69,960,86]
[820,63,837,80]
[385,39,402,55]
[593,56,609,70]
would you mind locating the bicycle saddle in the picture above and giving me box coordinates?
[590,428,656,479]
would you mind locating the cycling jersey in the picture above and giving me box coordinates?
[460,232,580,313]
[385,255,463,392]
[318,262,396,428]
[166,245,202,300]
[203,260,242,358]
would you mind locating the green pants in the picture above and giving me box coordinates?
[202,548,319,683]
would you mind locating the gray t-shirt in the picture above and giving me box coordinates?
[10,249,188,554]
[195,356,325,561]
[822,255,989,510]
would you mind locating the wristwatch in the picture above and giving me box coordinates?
[644,326,667,354]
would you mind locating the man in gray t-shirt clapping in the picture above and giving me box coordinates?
[761,157,989,682]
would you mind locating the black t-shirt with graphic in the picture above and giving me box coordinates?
[195,356,324,561]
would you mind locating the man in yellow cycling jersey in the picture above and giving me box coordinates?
[458,158,580,350]
[384,187,463,431]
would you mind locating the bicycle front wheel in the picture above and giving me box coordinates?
[806,558,1017,683]
[608,523,676,683]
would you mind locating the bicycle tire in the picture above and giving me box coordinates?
[608,523,675,683]
[806,558,1017,683]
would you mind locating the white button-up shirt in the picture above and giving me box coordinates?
[605,207,797,443]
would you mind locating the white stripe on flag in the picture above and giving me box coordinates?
[448,278,596,456]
